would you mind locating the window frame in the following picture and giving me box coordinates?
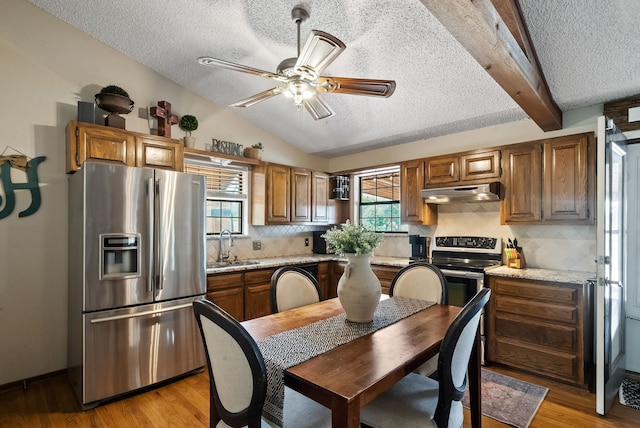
[355,166,407,233]
[184,158,250,237]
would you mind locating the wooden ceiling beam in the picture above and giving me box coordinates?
[419,0,562,131]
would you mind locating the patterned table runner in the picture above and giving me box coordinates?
[256,296,436,426]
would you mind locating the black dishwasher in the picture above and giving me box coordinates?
[296,263,319,281]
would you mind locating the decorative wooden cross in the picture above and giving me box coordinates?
[150,100,178,137]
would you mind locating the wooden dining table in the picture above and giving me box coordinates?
[241,297,482,428]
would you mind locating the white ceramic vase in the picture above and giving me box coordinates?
[337,253,381,323]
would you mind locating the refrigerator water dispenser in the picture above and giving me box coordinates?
[100,234,141,279]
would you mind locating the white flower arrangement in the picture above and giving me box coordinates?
[321,220,383,256]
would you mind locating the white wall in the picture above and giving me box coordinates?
[0,0,600,386]
[0,0,327,386]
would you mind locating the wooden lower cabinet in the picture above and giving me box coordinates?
[244,268,276,320]
[206,272,244,321]
[486,275,593,387]
[207,261,401,321]
[371,265,401,295]
[332,262,400,296]
[317,262,334,299]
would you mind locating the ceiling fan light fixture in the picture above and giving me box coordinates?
[283,80,315,107]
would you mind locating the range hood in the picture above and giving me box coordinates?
[421,182,501,204]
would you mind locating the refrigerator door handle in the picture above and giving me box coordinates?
[147,177,155,293]
[156,177,164,291]
[89,302,194,323]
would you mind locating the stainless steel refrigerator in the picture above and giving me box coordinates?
[67,161,206,408]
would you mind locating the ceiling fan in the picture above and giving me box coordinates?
[198,5,396,120]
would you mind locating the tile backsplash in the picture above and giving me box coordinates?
[208,201,596,273]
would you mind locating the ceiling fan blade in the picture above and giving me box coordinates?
[230,88,283,108]
[198,57,285,81]
[294,30,346,80]
[303,95,335,120]
[316,77,396,97]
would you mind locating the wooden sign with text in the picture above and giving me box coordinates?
[210,138,244,156]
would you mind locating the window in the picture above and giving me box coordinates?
[357,166,406,233]
[184,159,249,236]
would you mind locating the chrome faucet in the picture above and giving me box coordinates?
[218,229,233,262]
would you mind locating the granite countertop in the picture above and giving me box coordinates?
[486,266,596,285]
[206,254,413,274]
[206,254,336,274]
[207,255,596,285]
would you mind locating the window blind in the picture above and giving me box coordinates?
[184,162,248,196]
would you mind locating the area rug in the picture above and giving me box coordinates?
[462,369,548,428]
[619,378,640,410]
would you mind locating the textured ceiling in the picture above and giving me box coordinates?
[28,0,640,158]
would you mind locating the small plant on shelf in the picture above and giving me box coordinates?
[100,85,131,98]
[244,142,264,160]
[179,114,199,148]
[179,115,198,136]
[94,84,134,129]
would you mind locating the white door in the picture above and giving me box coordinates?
[596,116,627,415]
[624,138,640,373]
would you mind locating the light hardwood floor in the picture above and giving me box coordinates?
[1,365,638,427]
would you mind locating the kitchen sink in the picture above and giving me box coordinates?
[207,260,262,269]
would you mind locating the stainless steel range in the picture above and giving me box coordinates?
[431,236,502,290]
[429,236,502,364]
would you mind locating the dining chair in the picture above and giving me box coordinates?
[389,262,448,376]
[193,299,332,428]
[270,266,321,313]
[389,262,448,304]
[360,287,491,428]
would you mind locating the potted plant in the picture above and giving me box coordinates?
[94,84,134,129]
[322,220,383,322]
[244,142,264,160]
[179,114,199,148]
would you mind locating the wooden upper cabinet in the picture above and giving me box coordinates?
[136,135,183,171]
[543,134,589,222]
[400,160,424,224]
[501,142,542,223]
[66,120,183,173]
[67,121,135,172]
[291,168,312,223]
[312,172,329,223]
[425,155,459,185]
[501,132,594,225]
[400,160,437,225]
[252,163,332,225]
[460,150,501,182]
[424,149,500,187]
[266,164,291,224]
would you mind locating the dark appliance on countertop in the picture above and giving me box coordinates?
[409,234,430,260]
[427,236,502,365]
[68,162,206,409]
[297,263,319,281]
[312,229,334,254]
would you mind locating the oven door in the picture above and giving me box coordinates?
[440,269,486,364]
[439,269,484,307]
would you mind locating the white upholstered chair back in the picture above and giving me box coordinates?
[359,288,491,428]
[389,262,448,304]
[193,299,267,427]
[270,267,321,313]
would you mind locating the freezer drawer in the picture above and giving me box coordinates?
[77,297,205,406]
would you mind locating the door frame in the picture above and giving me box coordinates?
[595,115,627,415]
